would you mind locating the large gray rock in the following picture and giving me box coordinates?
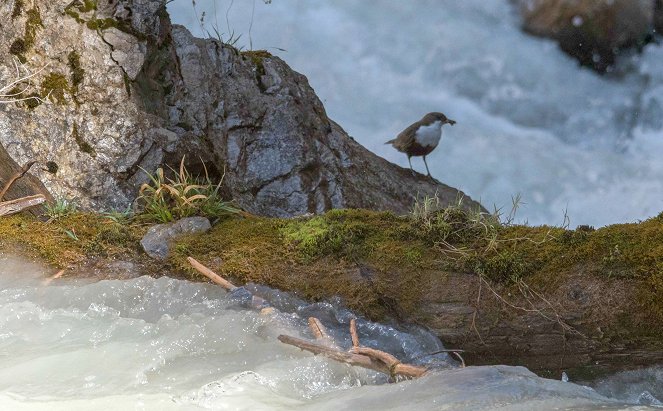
[513,0,656,72]
[0,0,483,216]
[140,217,211,259]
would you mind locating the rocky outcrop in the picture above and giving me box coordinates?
[0,0,482,217]
[512,0,657,72]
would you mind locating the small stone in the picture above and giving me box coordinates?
[140,217,211,260]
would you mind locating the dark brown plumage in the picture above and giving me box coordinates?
[386,112,456,177]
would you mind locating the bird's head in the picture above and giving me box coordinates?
[424,112,456,126]
[427,112,456,126]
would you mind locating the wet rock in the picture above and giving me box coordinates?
[0,0,482,216]
[656,0,663,33]
[513,0,655,72]
[140,217,211,259]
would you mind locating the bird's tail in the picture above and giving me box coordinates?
[385,139,395,145]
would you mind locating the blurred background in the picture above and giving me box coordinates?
[167,0,663,227]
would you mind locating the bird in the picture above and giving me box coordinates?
[385,112,456,178]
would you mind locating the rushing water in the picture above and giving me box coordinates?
[0,253,660,410]
[168,0,663,227]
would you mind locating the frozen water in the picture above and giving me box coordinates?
[0,254,659,410]
[167,0,663,227]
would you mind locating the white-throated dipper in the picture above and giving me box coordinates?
[385,112,456,177]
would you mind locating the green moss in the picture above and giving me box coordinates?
[0,202,660,347]
[86,18,118,31]
[65,9,84,24]
[122,72,132,97]
[40,72,70,105]
[67,50,85,89]
[11,0,24,18]
[71,123,96,156]
[24,8,42,49]
[79,0,98,12]
[9,38,27,56]
[8,7,42,60]
[24,93,42,109]
[0,213,144,269]
[242,50,272,86]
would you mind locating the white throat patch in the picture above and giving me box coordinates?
[414,120,443,148]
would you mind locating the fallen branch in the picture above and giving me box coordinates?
[0,160,37,201]
[279,317,429,380]
[0,194,46,217]
[351,346,427,378]
[187,256,237,291]
[278,334,391,374]
[186,258,458,379]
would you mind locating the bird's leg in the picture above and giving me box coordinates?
[408,156,415,176]
[423,156,432,178]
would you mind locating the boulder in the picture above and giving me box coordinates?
[0,0,482,217]
[140,217,211,259]
[513,0,655,72]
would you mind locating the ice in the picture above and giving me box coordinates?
[168,0,663,226]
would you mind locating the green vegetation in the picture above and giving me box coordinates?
[68,50,85,91]
[1,191,661,346]
[40,72,70,105]
[86,18,119,31]
[137,158,238,223]
[11,0,24,18]
[0,213,144,268]
[10,7,43,61]
[242,50,272,90]
[45,197,78,221]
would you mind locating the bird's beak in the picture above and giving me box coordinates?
[447,119,456,126]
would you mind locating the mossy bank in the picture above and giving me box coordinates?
[1,208,662,380]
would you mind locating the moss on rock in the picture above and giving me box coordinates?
[1,206,662,373]
[40,72,70,105]
[71,123,96,156]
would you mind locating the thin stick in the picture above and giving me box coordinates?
[42,269,65,286]
[352,346,427,378]
[187,256,237,291]
[0,161,37,201]
[0,194,45,217]
[450,351,466,368]
[278,334,391,374]
[350,319,360,348]
[308,317,330,340]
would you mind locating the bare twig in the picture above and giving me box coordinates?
[0,160,37,201]
[350,318,359,348]
[42,269,65,286]
[308,317,330,340]
[0,195,46,217]
[351,346,427,379]
[187,256,237,291]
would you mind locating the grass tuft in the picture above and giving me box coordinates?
[137,158,239,223]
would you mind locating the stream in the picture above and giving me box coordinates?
[0,253,661,410]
